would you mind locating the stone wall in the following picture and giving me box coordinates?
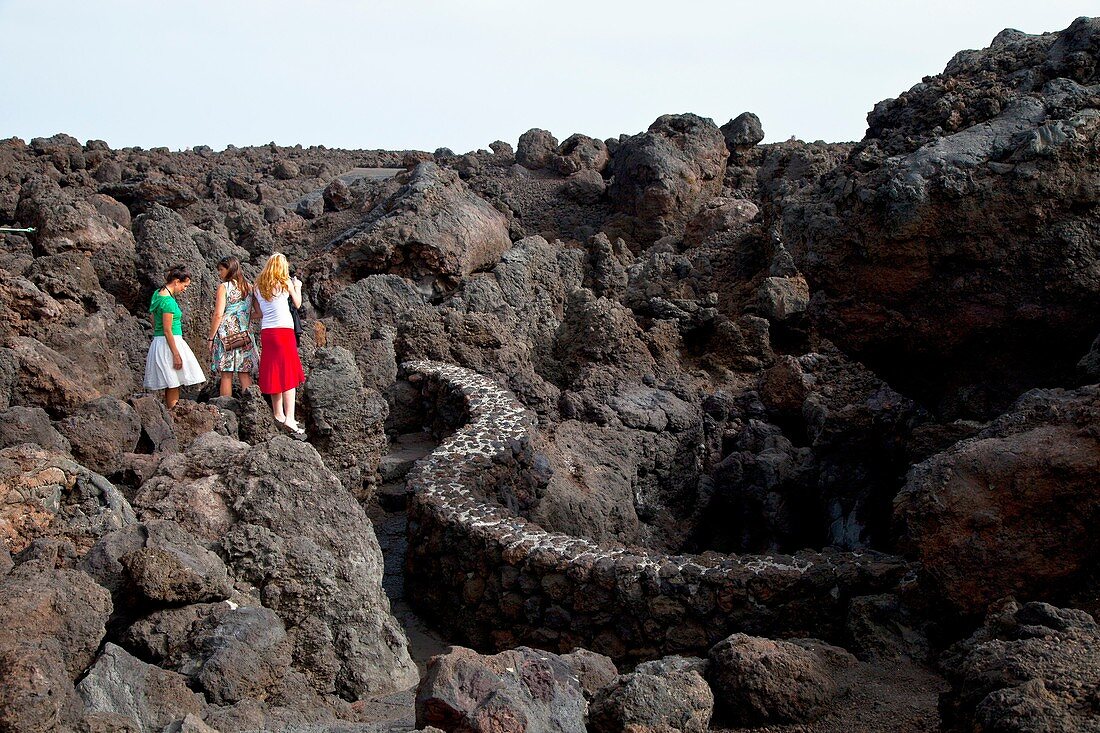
[403,360,910,662]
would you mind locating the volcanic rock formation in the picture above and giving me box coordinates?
[0,15,1098,732]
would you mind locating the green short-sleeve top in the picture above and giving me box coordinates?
[149,289,183,336]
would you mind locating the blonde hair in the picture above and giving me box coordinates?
[255,253,290,300]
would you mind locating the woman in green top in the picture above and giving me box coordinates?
[144,265,206,408]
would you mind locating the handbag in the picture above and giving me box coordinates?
[223,331,252,351]
[290,302,303,345]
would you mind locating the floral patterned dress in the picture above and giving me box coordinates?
[210,281,258,374]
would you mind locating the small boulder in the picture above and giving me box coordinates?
[560,648,618,699]
[416,646,586,733]
[721,112,765,151]
[757,274,810,321]
[707,634,856,726]
[516,128,559,170]
[323,177,355,211]
[561,169,606,204]
[54,396,141,476]
[0,405,70,452]
[554,134,610,174]
[589,667,713,733]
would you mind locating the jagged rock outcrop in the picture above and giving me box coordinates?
[784,18,1100,418]
[302,346,389,500]
[133,433,418,699]
[78,643,206,731]
[312,162,510,296]
[0,561,113,732]
[0,444,136,556]
[940,600,1100,732]
[607,114,728,246]
[894,385,1100,615]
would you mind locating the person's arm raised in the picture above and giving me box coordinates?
[289,276,302,309]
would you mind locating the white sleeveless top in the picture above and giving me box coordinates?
[254,289,294,330]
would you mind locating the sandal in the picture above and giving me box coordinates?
[283,419,306,436]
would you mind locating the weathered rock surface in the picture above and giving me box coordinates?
[783,18,1100,418]
[315,162,510,294]
[125,602,292,705]
[53,396,141,476]
[77,643,206,732]
[707,633,856,725]
[415,646,587,733]
[607,113,728,245]
[894,385,1100,615]
[940,600,1100,733]
[303,346,388,500]
[588,666,713,733]
[134,433,418,698]
[516,128,559,170]
[0,560,112,679]
[0,444,136,556]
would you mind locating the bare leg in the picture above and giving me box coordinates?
[272,390,286,423]
[165,387,180,409]
[238,372,253,391]
[218,372,232,397]
[284,387,297,426]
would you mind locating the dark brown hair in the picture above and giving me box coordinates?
[164,265,192,284]
[217,256,251,295]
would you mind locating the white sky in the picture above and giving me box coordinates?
[0,1,1095,153]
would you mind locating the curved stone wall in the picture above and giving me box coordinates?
[403,360,910,662]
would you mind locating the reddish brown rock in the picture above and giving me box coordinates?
[416,646,586,733]
[894,386,1100,616]
[707,634,856,726]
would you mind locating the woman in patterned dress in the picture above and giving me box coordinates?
[206,256,258,397]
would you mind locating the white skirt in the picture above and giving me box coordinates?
[144,336,206,390]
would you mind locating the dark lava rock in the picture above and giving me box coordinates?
[0,560,112,679]
[560,648,618,699]
[607,113,728,246]
[118,521,231,605]
[560,169,606,204]
[940,600,1100,733]
[302,345,388,500]
[589,667,713,733]
[0,444,136,556]
[553,133,610,175]
[516,128,559,170]
[83,519,230,607]
[783,18,1100,418]
[707,633,857,726]
[0,639,84,733]
[721,111,765,151]
[133,432,417,698]
[54,396,141,476]
[126,603,291,705]
[415,646,586,733]
[894,385,1100,616]
[316,162,510,294]
[0,405,70,452]
[77,643,206,732]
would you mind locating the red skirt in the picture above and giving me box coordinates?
[259,328,305,394]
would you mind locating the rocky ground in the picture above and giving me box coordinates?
[1,15,1099,733]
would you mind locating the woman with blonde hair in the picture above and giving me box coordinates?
[253,253,306,434]
[206,256,258,397]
